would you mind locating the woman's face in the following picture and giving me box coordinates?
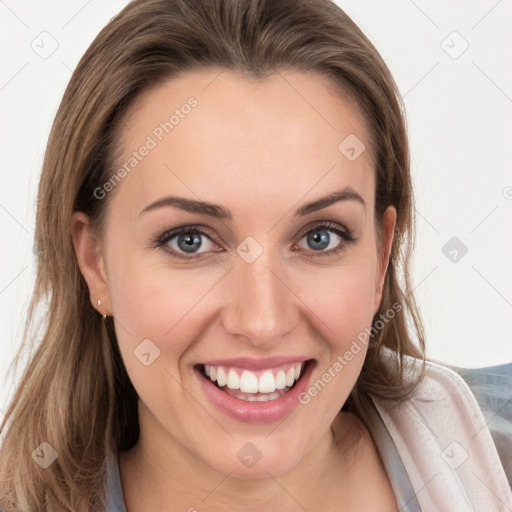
[73,68,396,478]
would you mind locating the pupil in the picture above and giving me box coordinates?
[308,231,329,250]
[178,233,202,253]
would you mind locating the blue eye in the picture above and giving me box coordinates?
[295,222,356,257]
[153,222,356,260]
[156,226,218,258]
[301,228,341,252]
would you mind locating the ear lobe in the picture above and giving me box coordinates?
[71,211,111,315]
[373,206,397,315]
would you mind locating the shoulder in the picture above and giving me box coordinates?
[438,362,512,488]
[370,356,512,510]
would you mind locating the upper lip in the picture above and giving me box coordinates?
[198,356,312,370]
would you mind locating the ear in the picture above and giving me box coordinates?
[71,211,112,316]
[373,205,397,315]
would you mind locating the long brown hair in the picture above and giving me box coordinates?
[0,0,425,510]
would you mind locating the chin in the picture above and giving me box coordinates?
[197,435,306,479]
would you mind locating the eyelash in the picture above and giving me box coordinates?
[151,222,357,261]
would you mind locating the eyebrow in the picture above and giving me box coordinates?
[139,187,365,220]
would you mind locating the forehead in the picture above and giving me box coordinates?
[112,68,375,217]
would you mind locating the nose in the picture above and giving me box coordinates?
[220,249,299,349]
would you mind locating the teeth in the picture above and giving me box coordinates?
[216,367,227,387]
[275,371,287,390]
[286,367,295,387]
[226,369,240,390]
[246,391,281,401]
[204,362,305,394]
[240,371,259,393]
[258,371,276,393]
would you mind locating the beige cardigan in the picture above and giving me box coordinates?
[369,356,512,511]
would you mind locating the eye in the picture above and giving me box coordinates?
[152,221,357,261]
[154,225,220,259]
[293,222,356,257]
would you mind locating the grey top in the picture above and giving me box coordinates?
[105,450,128,512]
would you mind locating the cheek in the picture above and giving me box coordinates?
[108,261,201,348]
[106,259,208,419]
[293,260,378,415]
[299,257,377,341]
[105,245,227,377]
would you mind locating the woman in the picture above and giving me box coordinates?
[0,0,510,510]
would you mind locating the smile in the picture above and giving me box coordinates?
[195,358,315,423]
[203,362,303,401]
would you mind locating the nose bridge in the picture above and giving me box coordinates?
[221,246,297,346]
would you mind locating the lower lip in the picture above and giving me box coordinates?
[196,361,315,423]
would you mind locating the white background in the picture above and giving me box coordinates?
[1,0,512,424]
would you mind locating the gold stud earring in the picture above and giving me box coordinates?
[97,299,107,320]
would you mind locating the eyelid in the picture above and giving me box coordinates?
[295,219,355,242]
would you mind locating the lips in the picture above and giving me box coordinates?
[194,358,316,423]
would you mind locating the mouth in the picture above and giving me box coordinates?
[194,359,316,423]
[199,359,312,401]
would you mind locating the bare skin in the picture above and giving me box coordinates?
[72,68,399,511]
[118,410,397,511]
